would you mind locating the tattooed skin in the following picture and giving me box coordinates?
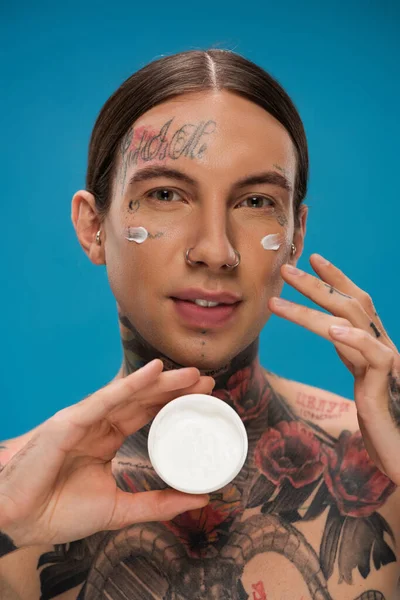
[119,118,217,196]
[0,444,20,558]
[323,283,352,299]
[322,284,381,339]
[0,531,18,558]
[388,370,400,427]
[118,121,289,232]
[370,321,381,339]
[147,232,165,239]
[36,319,397,599]
[275,213,288,227]
[128,199,141,213]
[119,312,251,385]
[295,391,350,422]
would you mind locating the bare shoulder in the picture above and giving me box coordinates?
[264,368,357,436]
[265,369,400,528]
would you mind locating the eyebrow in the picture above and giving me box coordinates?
[127,165,293,194]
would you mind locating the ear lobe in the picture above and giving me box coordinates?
[291,203,308,263]
[71,190,106,265]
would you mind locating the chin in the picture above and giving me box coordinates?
[161,348,229,371]
[160,335,250,373]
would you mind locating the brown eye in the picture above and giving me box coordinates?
[153,189,174,202]
[239,196,275,209]
[146,188,183,203]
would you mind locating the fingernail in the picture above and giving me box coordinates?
[330,325,350,336]
[274,297,291,307]
[314,254,330,266]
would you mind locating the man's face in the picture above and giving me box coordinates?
[103,90,306,369]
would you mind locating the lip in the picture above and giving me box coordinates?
[171,288,242,304]
[171,298,241,328]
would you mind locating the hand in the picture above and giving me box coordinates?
[0,360,214,548]
[269,254,400,483]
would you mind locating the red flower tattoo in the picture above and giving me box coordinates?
[214,362,270,422]
[254,421,325,488]
[322,430,396,517]
[162,485,242,558]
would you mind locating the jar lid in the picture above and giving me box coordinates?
[148,394,248,494]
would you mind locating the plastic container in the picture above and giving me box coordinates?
[148,393,248,494]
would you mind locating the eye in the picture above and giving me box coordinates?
[146,188,183,203]
[238,195,275,209]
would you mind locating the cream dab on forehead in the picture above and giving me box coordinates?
[261,233,281,251]
[124,226,149,243]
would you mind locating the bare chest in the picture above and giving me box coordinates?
[11,416,400,600]
[35,449,400,600]
[22,507,398,600]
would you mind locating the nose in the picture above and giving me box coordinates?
[185,207,239,273]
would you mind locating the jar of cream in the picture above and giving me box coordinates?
[148,393,248,494]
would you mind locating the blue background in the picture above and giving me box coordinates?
[1,1,399,440]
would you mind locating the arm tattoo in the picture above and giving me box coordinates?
[388,370,400,427]
[0,531,18,558]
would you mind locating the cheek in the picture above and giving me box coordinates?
[244,234,289,305]
[105,236,156,312]
[243,228,290,270]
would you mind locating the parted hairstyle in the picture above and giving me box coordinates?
[86,49,309,228]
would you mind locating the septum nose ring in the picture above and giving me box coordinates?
[185,248,241,270]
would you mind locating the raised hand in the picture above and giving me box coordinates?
[269,253,400,483]
[0,360,214,550]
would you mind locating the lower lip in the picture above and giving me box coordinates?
[171,299,240,328]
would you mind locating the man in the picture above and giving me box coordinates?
[1,50,399,599]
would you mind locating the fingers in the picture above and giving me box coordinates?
[269,297,364,367]
[329,325,395,415]
[162,374,216,401]
[308,254,394,346]
[309,254,367,299]
[62,359,164,428]
[107,488,210,530]
[65,360,204,428]
[280,262,381,339]
[113,374,216,437]
[329,325,400,482]
[132,368,214,407]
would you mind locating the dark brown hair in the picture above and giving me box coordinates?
[86,49,308,227]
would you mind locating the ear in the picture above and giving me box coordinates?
[71,190,106,265]
[290,203,308,265]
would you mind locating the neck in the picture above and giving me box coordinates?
[117,312,269,425]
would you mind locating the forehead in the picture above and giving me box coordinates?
[127,90,297,177]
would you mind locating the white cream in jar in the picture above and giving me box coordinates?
[148,394,248,494]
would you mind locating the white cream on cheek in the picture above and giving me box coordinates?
[261,233,281,251]
[124,226,149,243]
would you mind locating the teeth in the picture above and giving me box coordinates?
[193,299,221,307]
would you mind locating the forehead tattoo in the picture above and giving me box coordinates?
[119,118,217,196]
